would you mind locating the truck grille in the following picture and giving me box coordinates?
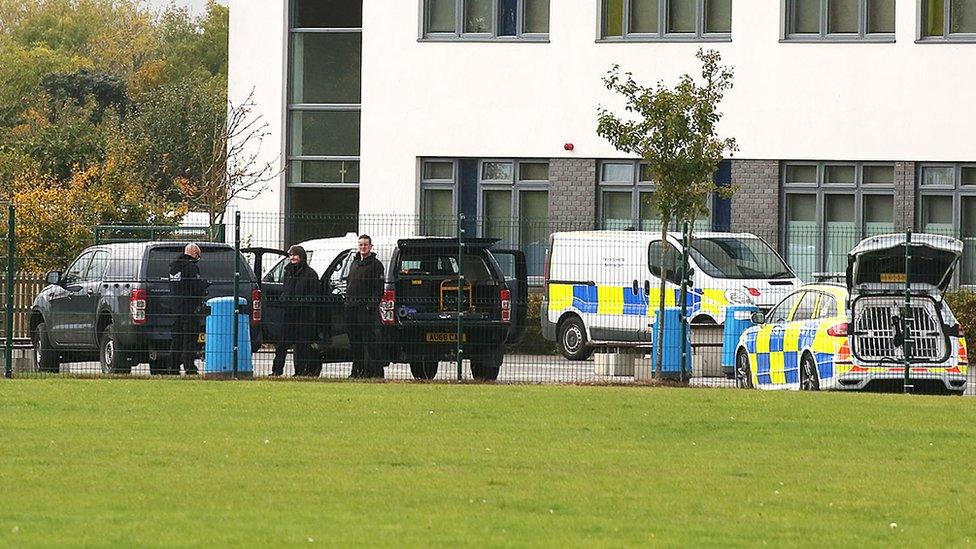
[851,296,946,362]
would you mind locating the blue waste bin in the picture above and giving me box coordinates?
[650,307,692,381]
[721,304,760,379]
[204,296,253,377]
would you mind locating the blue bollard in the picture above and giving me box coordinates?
[204,296,252,377]
[650,307,692,381]
[721,304,760,379]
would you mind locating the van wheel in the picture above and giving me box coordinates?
[99,325,131,375]
[735,349,753,389]
[33,322,60,373]
[558,316,592,361]
[800,353,820,391]
[409,361,438,380]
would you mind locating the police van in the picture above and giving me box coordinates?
[541,231,802,360]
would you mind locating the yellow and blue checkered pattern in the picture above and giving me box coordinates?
[549,283,729,319]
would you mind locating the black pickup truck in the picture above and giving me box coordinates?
[253,237,527,380]
[30,242,262,375]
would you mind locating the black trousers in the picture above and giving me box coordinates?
[170,316,199,375]
[345,306,383,378]
[272,333,319,377]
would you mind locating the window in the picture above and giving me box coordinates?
[783,0,895,41]
[921,0,976,40]
[816,294,838,318]
[601,0,732,40]
[783,162,896,281]
[599,161,711,231]
[768,291,803,323]
[420,158,550,275]
[918,163,976,285]
[423,0,550,40]
[791,291,819,321]
[287,0,362,189]
[64,252,93,285]
[648,240,683,284]
[86,251,110,282]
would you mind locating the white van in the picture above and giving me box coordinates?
[541,231,803,360]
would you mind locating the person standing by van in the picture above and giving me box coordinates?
[271,245,321,377]
[169,243,206,375]
[345,235,385,378]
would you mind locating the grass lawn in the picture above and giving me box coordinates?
[0,380,974,546]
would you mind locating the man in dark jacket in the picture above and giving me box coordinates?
[169,243,207,375]
[272,245,321,377]
[345,234,385,378]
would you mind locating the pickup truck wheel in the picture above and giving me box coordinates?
[471,348,503,381]
[409,361,438,380]
[33,322,60,373]
[558,316,593,361]
[99,325,131,375]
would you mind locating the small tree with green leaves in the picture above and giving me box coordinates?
[597,49,737,377]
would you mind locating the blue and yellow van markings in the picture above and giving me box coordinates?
[549,283,727,319]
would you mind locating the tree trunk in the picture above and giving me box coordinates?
[654,220,669,377]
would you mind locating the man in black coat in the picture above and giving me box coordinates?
[169,243,207,375]
[272,245,321,377]
[345,234,385,378]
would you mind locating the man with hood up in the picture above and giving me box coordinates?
[169,243,207,375]
[272,244,321,377]
[345,234,385,378]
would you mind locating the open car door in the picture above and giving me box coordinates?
[492,248,528,344]
[242,247,288,344]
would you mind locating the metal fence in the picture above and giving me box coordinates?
[4,209,974,396]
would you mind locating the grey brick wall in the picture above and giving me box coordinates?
[548,158,597,231]
[894,162,915,231]
[730,160,780,245]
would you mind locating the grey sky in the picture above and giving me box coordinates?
[141,0,227,16]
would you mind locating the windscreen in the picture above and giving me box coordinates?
[147,247,255,283]
[397,251,493,283]
[689,237,793,280]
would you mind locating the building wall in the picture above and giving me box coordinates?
[548,158,597,230]
[228,1,976,218]
[730,160,780,240]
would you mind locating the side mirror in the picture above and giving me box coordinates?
[750,311,766,325]
[45,271,62,286]
[686,268,696,280]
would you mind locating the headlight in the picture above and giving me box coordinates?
[725,289,753,305]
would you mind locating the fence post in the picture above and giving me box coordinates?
[903,230,912,394]
[679,221,691,381]
[232,211,241,380]
[4,204,14,379]
[456,212,464,382]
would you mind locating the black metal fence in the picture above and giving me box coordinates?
[4,210,974,396]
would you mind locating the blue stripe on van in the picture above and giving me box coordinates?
[623,288,646,316]
[573,285,598,314]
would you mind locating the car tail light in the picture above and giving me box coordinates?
[251,289,262,325]
[827,323,848,337]
[130,288,148,325]
[380,290,396,325]
[500,288,511,323]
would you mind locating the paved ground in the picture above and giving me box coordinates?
[38,351,976,395]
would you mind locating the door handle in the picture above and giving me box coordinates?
[632,279,639,295]
[644,280,651,296]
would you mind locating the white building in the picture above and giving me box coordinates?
[229,0,976,282]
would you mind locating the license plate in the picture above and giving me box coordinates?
[197,333,206,343]
[426,332,466,343]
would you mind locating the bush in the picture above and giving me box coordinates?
[507,291,559,356]
[945,290,976,363]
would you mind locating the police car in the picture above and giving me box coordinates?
[734,233,969,395]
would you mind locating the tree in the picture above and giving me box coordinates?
[175,89,278,229]
[597,49,737,378]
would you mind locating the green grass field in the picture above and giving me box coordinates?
[1,380,974,546]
